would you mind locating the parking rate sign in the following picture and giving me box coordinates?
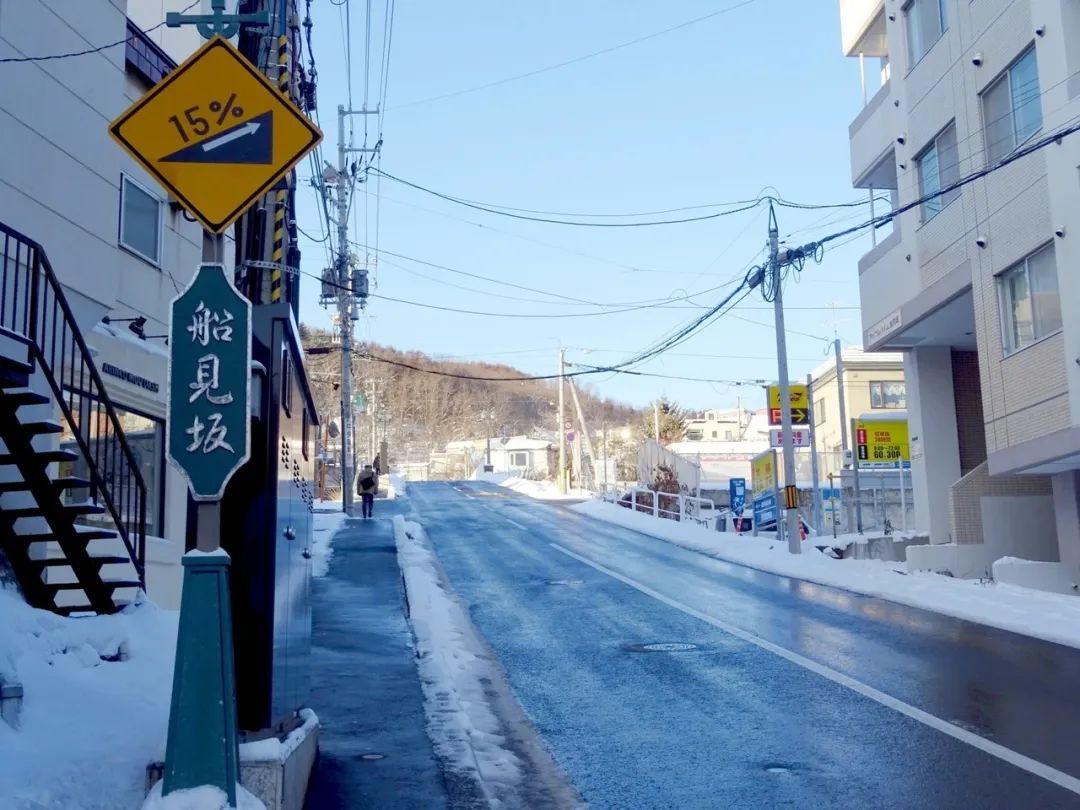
[167,264,252,500]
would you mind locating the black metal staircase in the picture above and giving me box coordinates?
[0,222,146,615]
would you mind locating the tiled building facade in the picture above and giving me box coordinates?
[839,0,1080,582]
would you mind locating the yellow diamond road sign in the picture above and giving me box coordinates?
[109,36,322,234]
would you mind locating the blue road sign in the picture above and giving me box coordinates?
[729,477,747,514]
[752,491,778,530]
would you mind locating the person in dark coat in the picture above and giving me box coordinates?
[373,454,382,477]
[357,464,377,518]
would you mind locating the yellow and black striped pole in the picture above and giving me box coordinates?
[270,33,289,304]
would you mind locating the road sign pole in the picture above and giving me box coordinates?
[558,348,567,493]
[768,204,801,554]
[807,373,822,536]
[851,417,864,533]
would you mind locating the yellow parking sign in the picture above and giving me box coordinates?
[855,419,910,468]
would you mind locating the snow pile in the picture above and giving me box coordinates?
[0,587,179,809]
[141,782,265,810]
[311,500,348,578]
[238,708,318,763]
[573,500,1080,650]
[475,471,590,500]
[386,473,408,500]
[392,515,523,803]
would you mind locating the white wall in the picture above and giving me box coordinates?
[905,347,961,543]
[981,495,1059,563]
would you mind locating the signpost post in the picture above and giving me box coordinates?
[161,264,252,805]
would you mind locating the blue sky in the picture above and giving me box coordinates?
[294,0,874,409]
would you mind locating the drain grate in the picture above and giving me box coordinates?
[622,642,699,653]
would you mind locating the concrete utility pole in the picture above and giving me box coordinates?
[653,401,661,443]
[768,203,802,554]
[334,107,355,513]
[568,379,597,491]
[807,373,822,536]
[332,104,379,511]
[557,348,567,493]
[835,338,853,532]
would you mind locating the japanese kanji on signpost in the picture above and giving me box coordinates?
[167,263,252,500]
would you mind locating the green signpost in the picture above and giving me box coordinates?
[167,263,252,497]
[162,262,251,805]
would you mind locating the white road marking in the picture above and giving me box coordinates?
[550,542,1080,797]
[449,483,475,500]
[503,516,529,531]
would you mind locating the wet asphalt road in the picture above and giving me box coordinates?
[407,480,1080,809]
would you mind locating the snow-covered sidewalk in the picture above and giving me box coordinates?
[572,500,1080,651]
[311,499,349,578]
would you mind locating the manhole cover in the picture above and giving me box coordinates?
[622,642,699,653]
[358,753,386,761]
[545,579,585,586]
[763,763,795,775]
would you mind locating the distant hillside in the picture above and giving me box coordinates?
[300,326,641,465]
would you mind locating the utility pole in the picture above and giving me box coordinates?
[807,373,822,536]
[330,105,379,512]
[557,348,567,493]
[653,401,661,443]
[568,379,597,491]
[768,203,802,554]
[835,338,853,532]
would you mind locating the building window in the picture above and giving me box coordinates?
[815,397,827,425]
[510,451,528,467]
[982,46,1042,163]
[998,243,1061,354]
[725,430,734,441]
[59,394,165,539]
[904,0,947,65]
[685,429,703,441]
[118,175,162,265]
[916,122,959,220]
[870,381,907,409]
[711,430,718,438]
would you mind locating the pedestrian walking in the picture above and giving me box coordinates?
[373,453,382,477]
[357,463,377,519]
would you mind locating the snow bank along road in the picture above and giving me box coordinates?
[406,480,1080,809]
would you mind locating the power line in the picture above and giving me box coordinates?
[0,0,202,63]
[388,0,762,111]
[369,168,767,227]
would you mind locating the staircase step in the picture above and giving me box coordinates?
[55,602,132,616]
[6,503,106,520]
[18,528,117,543]
[0,449,79,466]
[33,555,132,568]
[3,390,50,408]
[0,476,91,494]
[21,421,64,437]
[44,579,141,593]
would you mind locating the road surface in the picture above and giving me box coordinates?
[406,480,1080,809]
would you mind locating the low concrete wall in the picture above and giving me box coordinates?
[848,534,929,563]
[982,495,1059,563]
[144,535,183,610]
[993,558,1080,596]
[906,542,995,579]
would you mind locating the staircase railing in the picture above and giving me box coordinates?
[0,221,146,583]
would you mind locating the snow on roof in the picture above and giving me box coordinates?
[809,346,904,381]
[856,410,908,422]
[667,440,768,456]
[90,322,170,359]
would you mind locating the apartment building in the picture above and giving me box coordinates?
[839,0,1080,581]
[0,1,216,609]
